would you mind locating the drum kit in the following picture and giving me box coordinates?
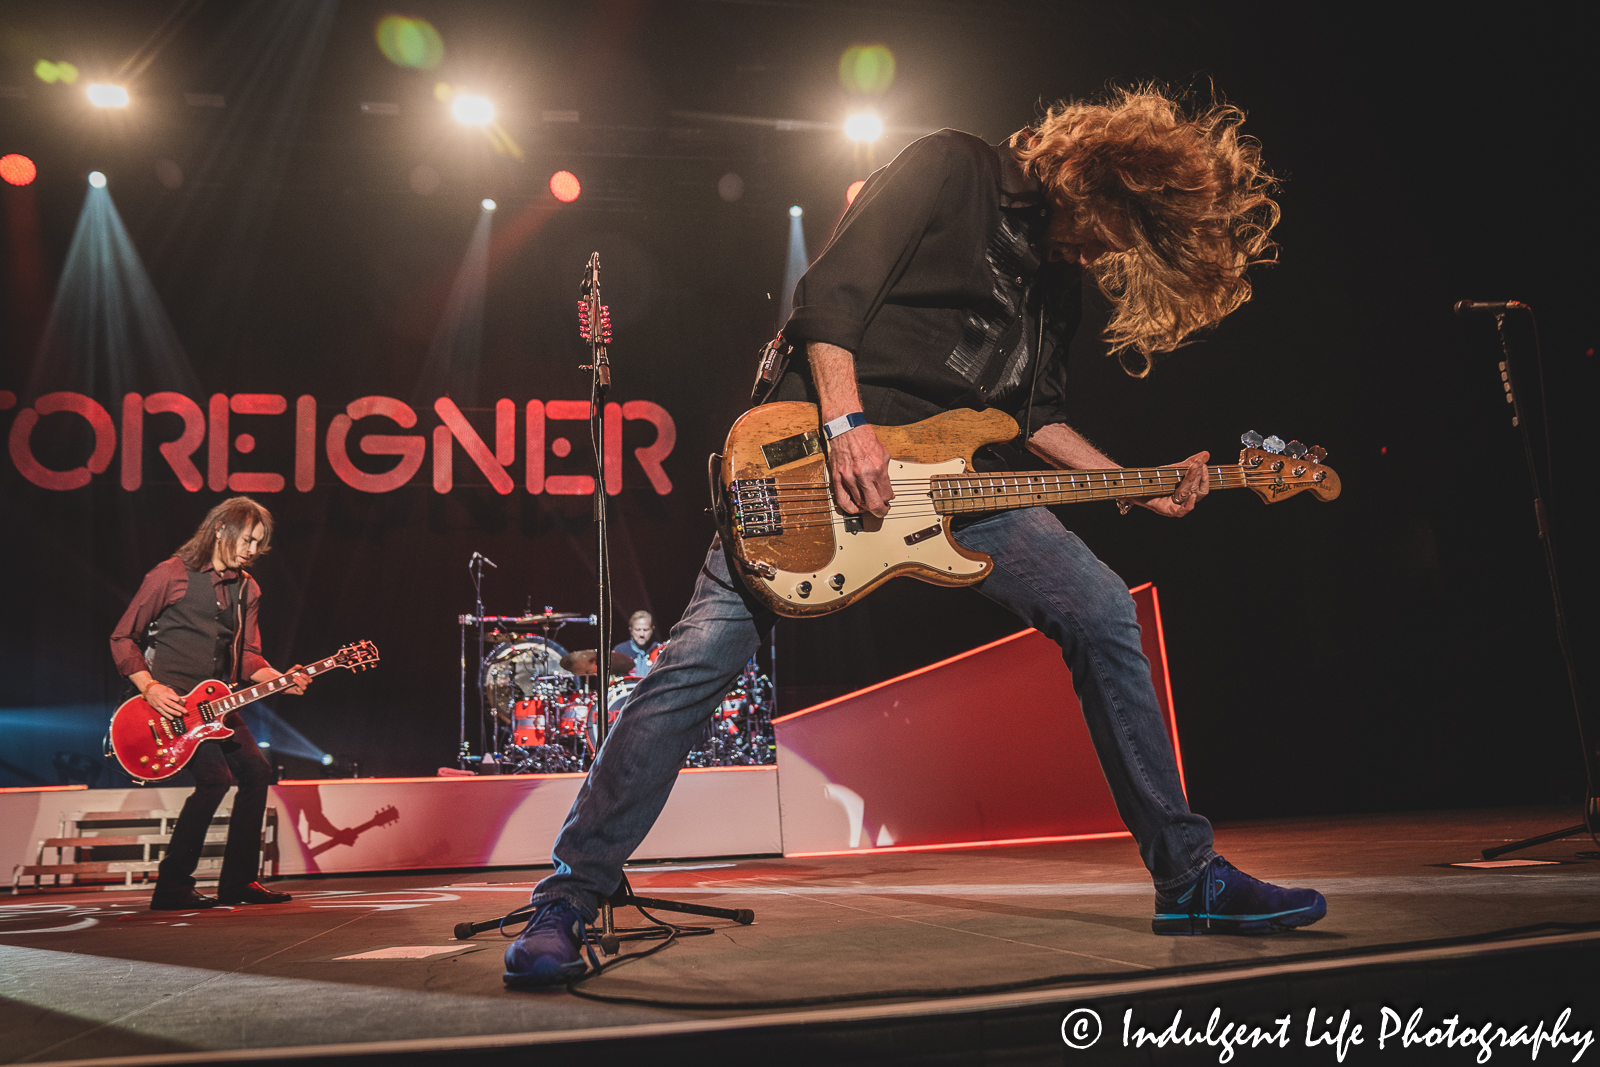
[465,608,775,774]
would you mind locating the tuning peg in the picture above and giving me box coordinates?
[1263,435,1286,454]
[1285,440,1308,459]
[1241,430,1264,448]
[1308,445,1327,463]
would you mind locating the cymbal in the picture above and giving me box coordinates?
[559,649,635,676]
[497,612,591,628]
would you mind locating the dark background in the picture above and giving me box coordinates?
[2,0,1594,819]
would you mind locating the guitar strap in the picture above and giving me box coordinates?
[230,571,248,687]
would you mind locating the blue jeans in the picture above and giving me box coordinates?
[531,507,1215,919]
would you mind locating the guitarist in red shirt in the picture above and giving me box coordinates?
[109,496,310,910]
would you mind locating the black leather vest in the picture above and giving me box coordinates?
[145,568,240,692]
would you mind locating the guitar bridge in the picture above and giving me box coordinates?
[731,478,782,537]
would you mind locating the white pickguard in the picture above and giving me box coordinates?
[759,458,988,609]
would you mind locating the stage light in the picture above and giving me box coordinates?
[1,154,37,186]
[34,60,80,84]
[450,93,494,126]
[846,179,866,206]
[481,198,496,211]
[779,198,809,328]
[375,15,444,70]
[87,171,107,188]
[549,170,581,203]
[838,45,896,94]
[258,740,271,748]
[844,113,883,143]
[320,753,335,766]
[86,83,129,108]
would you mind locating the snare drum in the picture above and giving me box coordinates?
[554,694,592,737]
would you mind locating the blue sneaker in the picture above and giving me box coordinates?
[1153,856,1326,935]
[502,900,599,987]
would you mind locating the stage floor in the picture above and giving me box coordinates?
[5,806,1600,1066]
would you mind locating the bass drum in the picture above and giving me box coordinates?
[480,637,569,723]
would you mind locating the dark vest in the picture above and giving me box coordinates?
[145,567,242,692]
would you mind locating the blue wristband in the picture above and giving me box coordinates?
[822,411,868,440]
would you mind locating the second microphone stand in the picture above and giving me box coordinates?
[1471,306,1595,860]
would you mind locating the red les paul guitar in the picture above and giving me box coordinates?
[109,641,380,783]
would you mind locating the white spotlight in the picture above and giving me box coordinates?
[481,198,497,211]
[320,753,335,766]
[86,83,130,108]
[789,205,803,218]
[843,112,883,143]
[87,171,107,188]
[451,94,495,126]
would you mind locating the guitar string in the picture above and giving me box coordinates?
[767,487,1265,514]
[742,466,1238,489]
[751,477,1304,533]
[742,470,1280,495]
[753,473,1263,508]
[747,470,1273,495]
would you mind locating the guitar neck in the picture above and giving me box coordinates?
[933,465,1246,515]
[207,655,346,714]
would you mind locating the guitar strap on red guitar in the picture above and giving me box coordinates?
[229,571,249,687]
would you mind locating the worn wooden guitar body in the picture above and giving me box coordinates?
[711,402,1340,620]
[714,403,1019,616]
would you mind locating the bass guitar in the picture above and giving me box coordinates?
[108,640,380,782]
[710,403,1340,618]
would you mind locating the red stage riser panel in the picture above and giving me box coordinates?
[269,766,781,875]
[772,583,1182,856]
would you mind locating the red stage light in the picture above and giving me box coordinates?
[1,154,37,186]
[549,170,580,203]
[846,179,865,206]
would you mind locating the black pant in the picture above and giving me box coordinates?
[157,716,272,893]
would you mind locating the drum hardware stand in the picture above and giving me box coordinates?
[458,552,497,770]
[1458,302,1595,860]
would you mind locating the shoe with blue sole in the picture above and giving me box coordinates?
[1154,855,1326,935]
[502,899,600,987]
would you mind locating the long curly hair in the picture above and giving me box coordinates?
[1010,87,1280,375]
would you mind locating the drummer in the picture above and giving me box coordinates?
[612,611,662,677]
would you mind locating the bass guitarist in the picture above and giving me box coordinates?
[504,87,1326,985]
[109,496,308,910]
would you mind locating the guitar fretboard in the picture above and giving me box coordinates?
[205,655,345,715]
[931,465,1248,514]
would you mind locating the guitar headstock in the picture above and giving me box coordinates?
[334,640,381,671]
[1238,431,1341,503]
[373,805,399,828]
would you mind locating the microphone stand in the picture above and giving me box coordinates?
[579,253,754,954]
[1468,306,1595,859]
[581,254,614,772]
[454,254,755,961]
